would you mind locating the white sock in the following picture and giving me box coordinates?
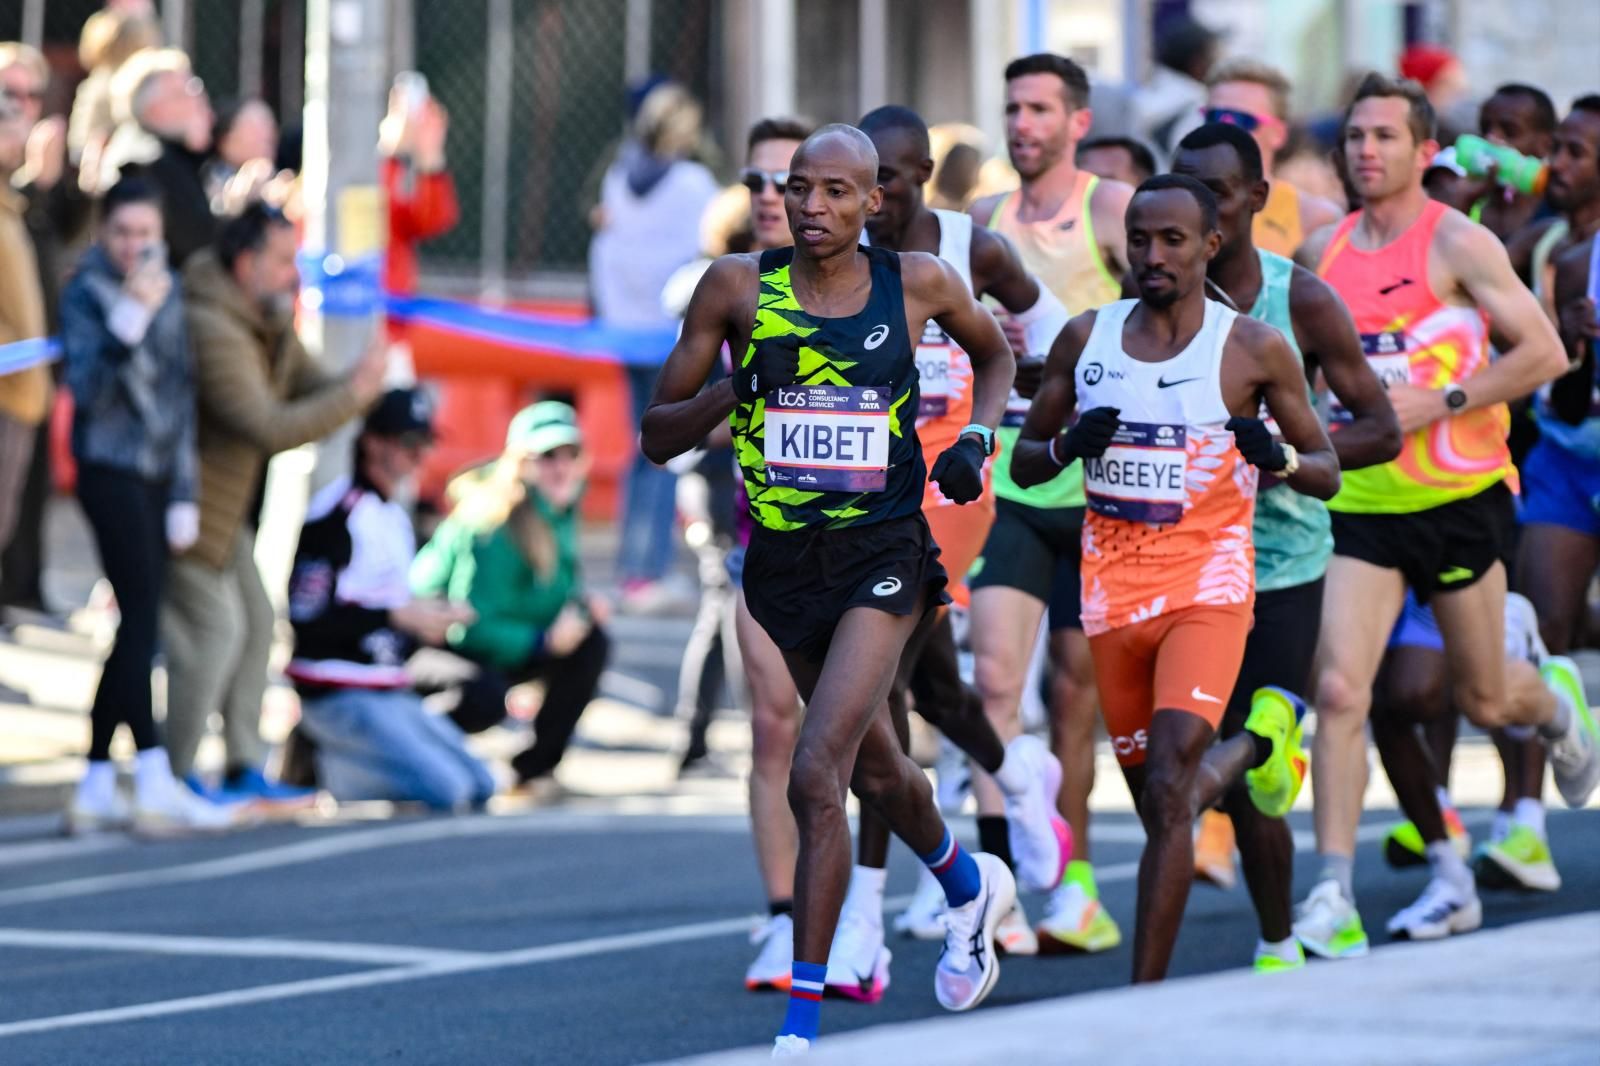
[1537,693,1574,741]
[1491,810,1513,844]
[1513,797,1547,840]
[846,865,888,923]
[133,747,174,802]
[993,740,1031,797]
[1433,785,1451,812]
[1255,936,1300,963]
[1426,839,1473,892]
[76,760,117,807]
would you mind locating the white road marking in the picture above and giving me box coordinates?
[0,928,484,966]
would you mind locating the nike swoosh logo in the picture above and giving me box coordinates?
[1378,278,1415,295]
[1191,686,1222,704]
[1157,376,1201,389]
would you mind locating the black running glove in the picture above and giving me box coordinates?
[930,436,987,505]
[732,334,803,403]
[1053,406,1121,463]
[1226,416,1288,472]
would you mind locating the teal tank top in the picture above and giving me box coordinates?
[1249,249,1334,592]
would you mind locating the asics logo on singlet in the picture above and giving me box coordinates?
[865,324,890,350]
[1112,730,1149,757]
[872,577,902,597]
[1157,375,1201,389]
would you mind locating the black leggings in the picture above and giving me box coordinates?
[76,464,168,761]
[448,625,609,782]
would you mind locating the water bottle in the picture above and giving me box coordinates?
[1454,134,1548,196]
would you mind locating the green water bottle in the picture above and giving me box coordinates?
[1454,134,1548,196]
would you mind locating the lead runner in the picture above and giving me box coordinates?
[641,124,1018,1056]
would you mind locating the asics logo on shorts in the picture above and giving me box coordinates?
[865,324,890,350]
[1112,729,1148,757]
[873,577,903,597]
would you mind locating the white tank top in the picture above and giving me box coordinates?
[914,209,974,432]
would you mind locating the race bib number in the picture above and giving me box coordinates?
[765,385,891,492]
[1084,421,1188,524]
[1329,335,1412,424]
[916,324,953,420]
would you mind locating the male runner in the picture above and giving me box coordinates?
[1442,83,1558,242]
[1011,174,1340,981]
[642,125,1017,1054]
[1295,74,1596,959]
[967,52,1135,952]
[1204,59,1344,258]
[818,105,1075,995]
[1077,135,1157,188]
[1171,122,1399,967]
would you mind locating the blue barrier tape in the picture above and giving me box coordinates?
[0,337,61,375]
[384,295,679,368]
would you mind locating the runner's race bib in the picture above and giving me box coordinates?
[765,385,891,492]
[916,321,953,421]
[1084,420,1188,524]
[1329,332,1412,424]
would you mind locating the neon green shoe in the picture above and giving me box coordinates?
[1243,687,1308,818]
[1478,824,1561,892]
[1293,879,1369,959]
[1036,882,1122,953]
[1543,656,1600,807]
[1253,940,1306,973]
[1384,806,1471,869]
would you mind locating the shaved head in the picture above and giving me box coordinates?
[792,123,880,192]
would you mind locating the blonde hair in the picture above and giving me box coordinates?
[635,83,702,160]
[110,47,191,127]
[1207,57,1293,121]
[79,10,162,73]
[0,42,47,87]
[452,457,558,580]
[700,183,752,256]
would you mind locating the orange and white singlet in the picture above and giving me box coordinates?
[1317,199,1513,513]
[1074,298,1258,637]
[916,208,981,509]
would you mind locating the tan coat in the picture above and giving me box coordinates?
[0,185,50,426]
[182,249,366,570]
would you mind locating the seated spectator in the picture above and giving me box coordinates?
[287,390,493,812]
[161,203,384,801]
[411,402,609,801]
[60,177,232,835]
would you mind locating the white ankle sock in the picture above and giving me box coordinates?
[76,760,117,806]
[1491,810,1513,843]
[993,741,1030,796]
[846,865,888,921]
[1255,936,1300,963]
[133,747,174,802]
[1537,695,1574,741]
[1513,798,1547,840]
[1433,785,1452,812]
[1426,840,1472,892]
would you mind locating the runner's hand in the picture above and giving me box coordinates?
[1226,415,1288,471]
[1057,406,1121,461]
[731,334,802,403]
[930,436,986,505]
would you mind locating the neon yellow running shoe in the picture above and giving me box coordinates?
[1293,879,1369,959]
[1543,656,1600,807]
[1036,883,1122,954]
[1243,687,1308,819]
[1384,807,1471,869]
[1253,940,1306,973]
[1478,824,1561,892]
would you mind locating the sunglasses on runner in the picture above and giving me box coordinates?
[739,168,789,194]
[1202,106,1283,134]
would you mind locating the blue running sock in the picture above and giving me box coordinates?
[779,961,827,1040]
[919,827,981,907]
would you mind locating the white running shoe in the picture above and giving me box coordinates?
[64,786,132,835]
[935,853,1015,1012]
[934,735,972,816]
[893,866,947,940]
[1001,734,1069,893]
[825,905,890,1003]
[995,899,1038,956]
[771,1034,811,1057]
[1543,656,1600,808]
[1036,881,1122,953]
[131,771,236,838]
[1386,877,1483,941]
[746,913,795,991]
[1504,592,1548,665]
[1292,879,1369,959]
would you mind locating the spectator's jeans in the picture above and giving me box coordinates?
[0,411,36,558]
[75,463,167,760]
[447,625,609,783]
[619,363,677,584]
[299,687,495,811]
[160,526,273,779]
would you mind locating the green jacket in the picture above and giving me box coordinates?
[410,488,582,670]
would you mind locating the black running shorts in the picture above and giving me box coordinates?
[1330,482,1514,604]
[966,498,1084,630]
[1221,577,1325,737]
[743,512,950,663]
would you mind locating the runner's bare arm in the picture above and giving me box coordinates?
[640,256,750,464]
[1294,222,1337,272]
[1245,321,1340,500]
[1009,312,1096,489]
[1090,176,1135,277]
[904,253,1016,434]
[1550,242,1598,424]
[1288,266,1401,469]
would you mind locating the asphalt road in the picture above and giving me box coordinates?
[1,804,1596,1065]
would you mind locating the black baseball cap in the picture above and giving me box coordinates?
[363,388,435,438]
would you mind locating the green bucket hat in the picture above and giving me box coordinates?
[506,401,582,455]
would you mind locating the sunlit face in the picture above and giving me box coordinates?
[864,126,930,247]
[218,100,278,167]
[0,63,44,125]
[1126,188,1220,309]
[746,137,802,251]
[102,201,164,276]
[1342,96,1436,202]
[1005,73,1089,180]
[1206,80,1286,161]
[517,444,587,509]
[141,70,212,152]
[235,222,300,315]
[784,139,880,259]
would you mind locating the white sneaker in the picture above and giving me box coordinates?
[131,771,236,838]
[1036,881,1122,953]
[64,785,132,835]
[892,866,947,940]
[825,905,890,1002]
[935,853,1015,1012]
[1000,734,1069,893]
[771,1034,811,1057]
[1385,877,1482,941]
[1543,656,1600,808]
[934,736,972,816]
[996,899,1038,956]
[746,913,795,991]
[1292,879,1369,959]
